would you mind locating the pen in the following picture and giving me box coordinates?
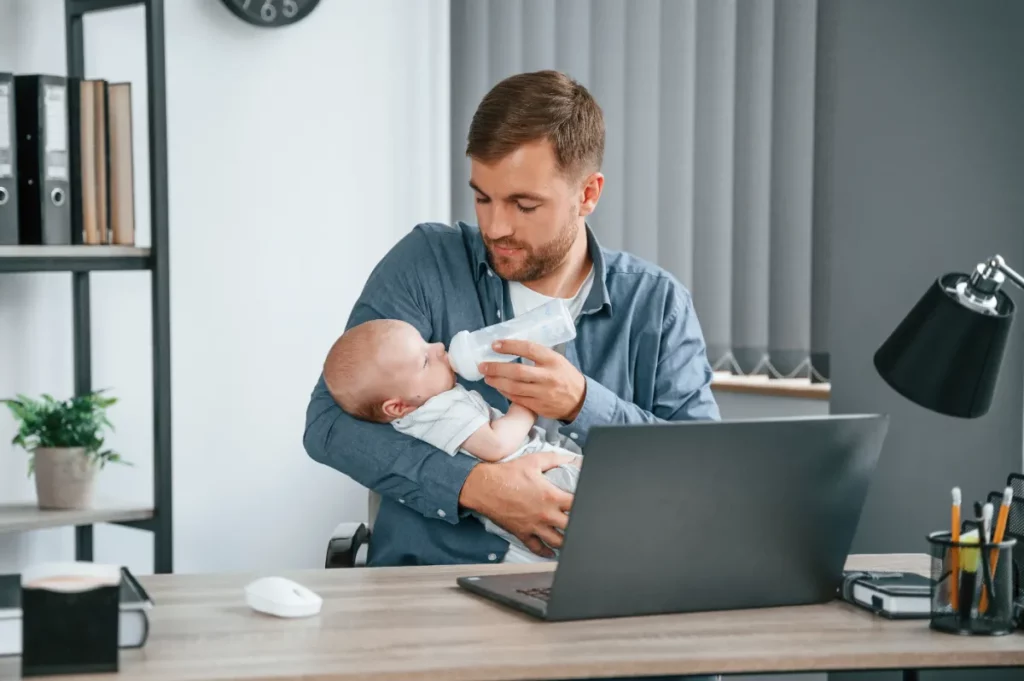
[980,487,1013,613]
[979,503,995,608]
[951,487,961,611]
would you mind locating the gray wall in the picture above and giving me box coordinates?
[819,0,1024,680]
[714,390,828,420]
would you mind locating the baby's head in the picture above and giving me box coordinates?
[323,319,456,423]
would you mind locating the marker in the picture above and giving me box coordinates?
[979,503,996,613]
[958,527,980,625]
[980,487,1013,613]
[951,487,961,611]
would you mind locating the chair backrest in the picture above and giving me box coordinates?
[368,490,381,531]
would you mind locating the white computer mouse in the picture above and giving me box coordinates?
[244,576,322,618]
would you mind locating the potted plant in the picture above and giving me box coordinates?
[2,390,128,510]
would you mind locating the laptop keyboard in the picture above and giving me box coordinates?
[517,587,551,601]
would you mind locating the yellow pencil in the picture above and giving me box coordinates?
[950,487,961,611]
[980,486,1012,613]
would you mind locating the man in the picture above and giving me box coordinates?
[304,69,720,567]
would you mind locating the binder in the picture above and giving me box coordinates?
[0,73,18,245]
[14,74,72,245]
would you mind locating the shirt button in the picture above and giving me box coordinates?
[570,432,579,440]
[398,499,405,504]
[487,270,494,277]
[437,509,446,518]
[488,553,497,561]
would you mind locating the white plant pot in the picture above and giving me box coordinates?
[32,447,97,510]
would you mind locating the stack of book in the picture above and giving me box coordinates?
[0,72,136,247]
[0,565,151,656]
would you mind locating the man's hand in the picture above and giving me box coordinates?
[479,339,587,422]
[458,451,576,557]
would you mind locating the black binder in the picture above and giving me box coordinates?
[14,74,72,245]
[0,73,17,245]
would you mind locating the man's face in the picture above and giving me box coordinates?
[469,140,601,282]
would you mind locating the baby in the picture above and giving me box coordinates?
[322,318,581,563]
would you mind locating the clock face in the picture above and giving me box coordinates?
[221,0,321,27]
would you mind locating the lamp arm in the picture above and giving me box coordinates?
[990,255,1024,291]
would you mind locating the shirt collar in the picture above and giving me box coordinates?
[468,222,613,316]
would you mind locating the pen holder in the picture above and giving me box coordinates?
[20,561,121,676]
[987,485,1024,613]
[927,530,1018,635]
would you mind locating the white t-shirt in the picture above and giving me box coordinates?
[507,265,595,453]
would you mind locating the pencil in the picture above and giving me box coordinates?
[980,487,1012,613]
[951,487,961,611]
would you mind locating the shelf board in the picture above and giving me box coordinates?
[68,0,146,16]
[711,371,831,401]
[0,501,154,533]
[0,245,151,273]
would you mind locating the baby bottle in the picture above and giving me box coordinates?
[447,298,577,381]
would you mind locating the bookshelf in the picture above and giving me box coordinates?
[0,502,154,534]
[0,245,151,271]
[0,0,173,573]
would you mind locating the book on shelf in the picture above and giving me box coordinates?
[0,565,151,656]
[106,82,135,246]
[1,72,136,248]
[69,76,135,247]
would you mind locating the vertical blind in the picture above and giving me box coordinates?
[450,0,829,381]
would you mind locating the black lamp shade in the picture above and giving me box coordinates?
[874,273,1015,418]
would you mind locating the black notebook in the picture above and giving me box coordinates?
[838,570,932,619]
[0,566,151,656]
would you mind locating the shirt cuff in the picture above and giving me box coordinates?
[417,450,479,524]
[559,375,617,447]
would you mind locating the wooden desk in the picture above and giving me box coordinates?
[3,554,1022,681]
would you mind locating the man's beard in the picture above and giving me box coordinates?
[484,218,579,282]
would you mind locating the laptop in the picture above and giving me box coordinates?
[456,414,889,622]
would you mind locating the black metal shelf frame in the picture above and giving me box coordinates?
[64,0,173,573]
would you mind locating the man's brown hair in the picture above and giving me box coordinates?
[466,70,604,180]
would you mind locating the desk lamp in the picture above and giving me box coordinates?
[874,254,1023,418]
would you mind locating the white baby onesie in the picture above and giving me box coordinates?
[392,383,580,562]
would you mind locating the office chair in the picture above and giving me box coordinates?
[325,490,379,568]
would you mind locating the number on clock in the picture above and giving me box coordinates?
[220,0,321,28]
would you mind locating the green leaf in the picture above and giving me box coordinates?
[3,390,128,469]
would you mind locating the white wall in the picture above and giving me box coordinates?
[0,0,450,575]
[0,0,841,584]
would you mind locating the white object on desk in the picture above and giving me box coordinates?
[244,576,322,618]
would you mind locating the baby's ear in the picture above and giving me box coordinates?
[381,398,415,420]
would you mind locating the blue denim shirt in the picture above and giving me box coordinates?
[303,221,720,566]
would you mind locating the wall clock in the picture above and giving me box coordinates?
[221,0,321,28]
